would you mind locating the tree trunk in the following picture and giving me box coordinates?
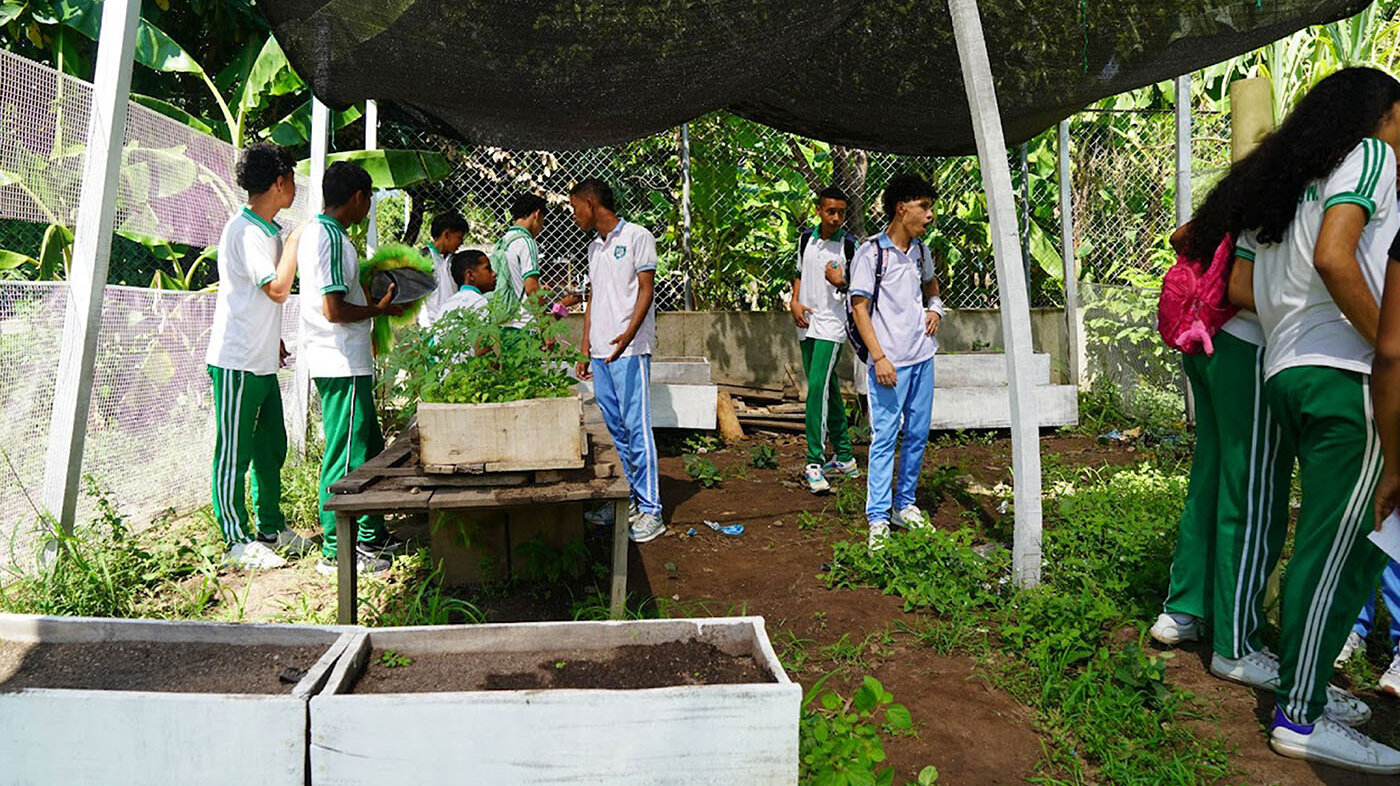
[400,190,424,245]
[832,146,870,237]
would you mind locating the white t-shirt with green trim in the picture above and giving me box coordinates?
[297,214,373,378]
[1253,137,1398,378]
[417,244,455,328]
[795,228,851,344]
[501,226,539,329]
[1221,235,1264,346]
[587,219,657,359]
[206,207,284,376]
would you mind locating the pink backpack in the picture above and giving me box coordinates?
[1156,233,1239,355]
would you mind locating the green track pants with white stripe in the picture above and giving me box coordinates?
[315,375,388,559]
[208,365,287,545]
[801,338,854,466]
[1165,332,1292,659]
[1266,365,1390,724]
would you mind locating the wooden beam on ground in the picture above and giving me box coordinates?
[39,0,141,534]
[948,0,1044,587]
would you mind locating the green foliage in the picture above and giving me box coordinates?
[748,443,779,469]
[379,650,412,668]
[683,454,723,488]
[827,528,1010,616]
[800,675,927,786]
[513,536,587,583]
[359,552,484,627]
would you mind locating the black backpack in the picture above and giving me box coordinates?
[797,228,858,291]
[844,237,927,363]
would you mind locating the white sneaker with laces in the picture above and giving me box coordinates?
[804,464,831,494]
[1335,631,1366,669]
[892,504,932,530]
[1378,652,1400,698]
[822,458,860,479]
[629,512,667,544]
[1211,649,1279,689]
[314,550,390,576]
[1269,710,1400,774]
[584,502,640,527]
[868,520,891,551]
[228,540,286,571]
[1324,685,1372,726]
[1149,612,1201,645]
[260,529,316,557]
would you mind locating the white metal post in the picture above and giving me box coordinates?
[680,123,694,310]
[364,99,379,254]
[290,97,331,454]
[1175,74,1195,424]
[39,0,141,533]
[1057,119,1082,388]
[948,0,1044,586]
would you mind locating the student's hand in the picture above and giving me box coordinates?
[924,310,941,336]
[873,356,897,387]
[279,340,290,368]
[824,261,845,288]
[1375,467,1400,531]
[576,358,593,380]
[789,299,812,329]
[606,331,634,363]
[558,292,584,309]
[374,283,397,315]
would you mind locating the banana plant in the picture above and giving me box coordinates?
[0,223,71,280]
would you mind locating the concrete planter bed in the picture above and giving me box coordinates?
[0,613,352,786]
[312,616,799,785]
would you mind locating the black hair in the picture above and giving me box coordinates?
[430,211,469,239]
[235,142,296,196]
[881,174,937,221]
[1182,67,1400,260]
[569,178,617,212]
[450,249,490,287]
[322,161,373,209]
[816,185,849,205]
[509,192,547,221]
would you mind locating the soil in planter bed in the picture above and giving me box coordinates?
[354,639,772,693]
[0,640,327,694]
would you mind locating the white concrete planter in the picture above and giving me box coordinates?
[0,613,354,786]
[311,616,799,785]
[418,395,584,473]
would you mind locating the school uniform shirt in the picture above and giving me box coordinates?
[848,232,938,367]
[587,218,657,359]
[795,228,850,343]
[416,244,455,328]
[501,226,540,329]
[438,284,489,317]
[206,207,284,375]
[1252,138,1399,379]
[1218,236,1265,347]
[297,214,373,378]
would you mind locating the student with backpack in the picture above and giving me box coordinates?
[790,186,860,494]
[848,174,943,551]
[491,193,582,335]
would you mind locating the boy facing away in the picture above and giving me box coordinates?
[848,174,945,551]
[570,178,665,543]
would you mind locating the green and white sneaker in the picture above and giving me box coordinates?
[822,458,860,479]
[257,529,317,557]
[315,550,391,576]
[227,540,286,571]
[804,464,831,494]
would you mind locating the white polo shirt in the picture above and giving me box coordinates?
[1252,138,1398,379]
[206,207,284,375]
[297,214,373,378]
[587,218,657,359]
[416,244,455,327]
[439,284,489,317]
[795,227,851,344]
[500,226,539,329]
[848,232,938,368]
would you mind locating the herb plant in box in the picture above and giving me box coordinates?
[385,292,586,473]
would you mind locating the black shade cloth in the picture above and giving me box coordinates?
[258,1,1370,155]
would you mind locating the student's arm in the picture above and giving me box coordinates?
[576,290,594,380]
[789,276,810,328]
[921,245,943,336]
[1169,222,1192,255]
[1228,257,1255,312]
[323,287,397,324]
[1373,257,1400,529]
[824,260,847,289]
[1314,203,1379,346]
[852,297,895,387]
[259,231,298,303]
[606,271,655,362]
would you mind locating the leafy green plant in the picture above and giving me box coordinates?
[683,454,723,488]
[380,650,412,668]
[748,443,779,469]
[799,675,927,786]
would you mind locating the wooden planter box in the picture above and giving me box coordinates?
[311,617,799,785]
[418,396,584,473]
[0,613,353,786]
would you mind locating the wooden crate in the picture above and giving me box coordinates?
[311,617,799,785]
[0,613,354,786]
[418,396,584,473]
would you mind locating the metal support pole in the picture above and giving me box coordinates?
[680,123,695,310]
[1057,120,1082,389]
[949,0,1043,587]
[1175,74,1195,424]
[40,0,141,533]
[364,99,379,254]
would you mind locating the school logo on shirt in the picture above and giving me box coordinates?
[613,245,627,259]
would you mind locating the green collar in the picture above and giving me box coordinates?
[813,226,846,243]
[315,213,346,233]
[241,206,281,237]
[459,284,481,295]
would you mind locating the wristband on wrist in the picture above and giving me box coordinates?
[925,296,946,317]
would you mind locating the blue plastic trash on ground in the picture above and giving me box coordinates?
[703,520,744,536]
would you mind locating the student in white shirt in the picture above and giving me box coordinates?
[417,211,469,327]
[438,249,496,318]
[848,174,944,551]
[207,143,315,570]
[569,178,664,544]
[297,161,404,576]
[493,192,583,335]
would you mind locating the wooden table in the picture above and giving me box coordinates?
[325,418,631,625]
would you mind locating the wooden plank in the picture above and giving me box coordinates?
[320,632,370,696]
[405,473,529,490]
[328,436,415,493]
[430,480,628,511]
[610,498,629,619]
[292,632,356,699]
[419,398,583,471]
[336,513,357,626]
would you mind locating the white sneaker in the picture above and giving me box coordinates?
[1211,650,1280,689]
[314,550,390,576]
[628,512,667,544]
[892,504,932,530]
[258,529,317,557]
[1270,710,1400,774]
[1335,631,1366,669]
[822,458,860,479]
[1378,653,1400,698]
[1325,685,1372,726]
[585,502,639,527]
[868,521,890,551]
[1149,612,1201,645]
[804,464,830,494]
[227,540,286,571]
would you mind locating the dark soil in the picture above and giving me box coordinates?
[0,640,326,694]
[354,639,772,694]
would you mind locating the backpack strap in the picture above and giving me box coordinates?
[796,228,813,279]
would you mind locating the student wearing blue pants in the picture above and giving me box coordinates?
[1335,560,1400,697]
[849,174,945,550]
[571,177,666,543]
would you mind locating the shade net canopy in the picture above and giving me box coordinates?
[259,1,1369,155]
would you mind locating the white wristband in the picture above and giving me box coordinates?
[925,296,946,317]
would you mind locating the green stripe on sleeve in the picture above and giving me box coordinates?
[326,225,344,288]
[257,273,275,287]
[1322,193,1376,219]
[1235,247,1256,261]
